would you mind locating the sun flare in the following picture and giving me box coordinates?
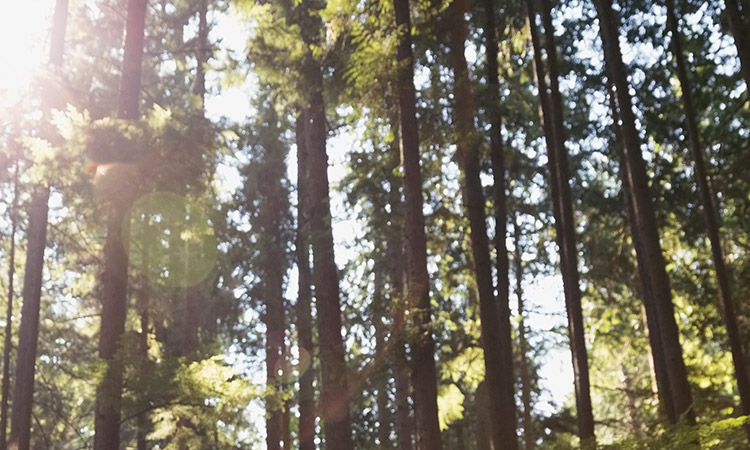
[0,1,56,107]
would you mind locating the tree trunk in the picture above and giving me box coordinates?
[606,79,677,423]
[391,0,443,448]
[447,1,518,449]
[94,1,147,449]
[260,109,288,450]
[666,0,750,419]
[387,163,415,450]
[299,8,354,444]
[528,0,596,441]
[8,186,50,450]
[374,270,393,448]
[596,0,695,424]
[1,165,18,450]
[7,2,67,448]
[295,112,316,450]
[724,0,750,90]
[512,219,535,450]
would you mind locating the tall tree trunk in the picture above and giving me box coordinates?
[606,80,677,423]
[1,165,18,450]
[528,0,595,441]
[299,4,354,444]
[724,0,750,90]
[373,270,393,448]
[94,1,147,449]
[8,186,50,450]
[666,0,750,419]
[387,163,415,450]
[596,0,695,424]
[391,0,443,448]
[7,2,67,449]
[295,112,316,450]
[512,219,535,450]
[192,0,209,105]
[260,108,288,450]
[447,2,518,449]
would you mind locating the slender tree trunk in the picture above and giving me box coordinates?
[512,219,535,450]
[136,273,149,450]
[596,0,695,423]
[295,112,316,450]
[1,165,18,450]
[261,110,288,450]
[94,1,147,449]
[373,270,393,448]
[448,2,517,449]
[299,7,354,444]
[606,80,676,423]
[528,0,596,441]
[724,0,750,90]
[666,0,750,419]
[192,0,208,105]
[7,2,67,448]
[8,186,50,450]
[387,164,415,450]
[391,0,443,448]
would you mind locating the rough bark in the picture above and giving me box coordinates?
[1,166,18,450]
[295,112,316,450]
[596,0,695,423]
[666,0,750,419]
[94,1,147,449]
[529,0,595,441]
[512,219,535,450]
[724,0,750,90]
[7,2,67,448]
[391,0,443,447]
[448,1,518,449]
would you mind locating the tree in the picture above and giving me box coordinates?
[447,1,518,448]
[526,0,595,441]
[94,0,148,448]
[665,0,750,420]
[0,164,18,449]
[391,0,443,447]
[7,1,67,449]
[595,0,695,424]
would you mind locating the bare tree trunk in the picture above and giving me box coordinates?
[296,112,316,450]
[94,1,147,449]
[387,163,415,450]
[724,0,750,90]
[374,270,393,448]
[606,80,676,423]
[512,219,535,450]
[8,2,67,448]
[527,0,595,441]
[596,0,695,424]
[1,165,18,450]
[666,0,750,420]
[447,1,518,449]
[8,186,50,450]
[299,9,354,443]
[391,0,443,447]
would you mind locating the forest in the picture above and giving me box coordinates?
[0,0,749,448]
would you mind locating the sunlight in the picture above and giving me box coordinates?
[0,1,56,107]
